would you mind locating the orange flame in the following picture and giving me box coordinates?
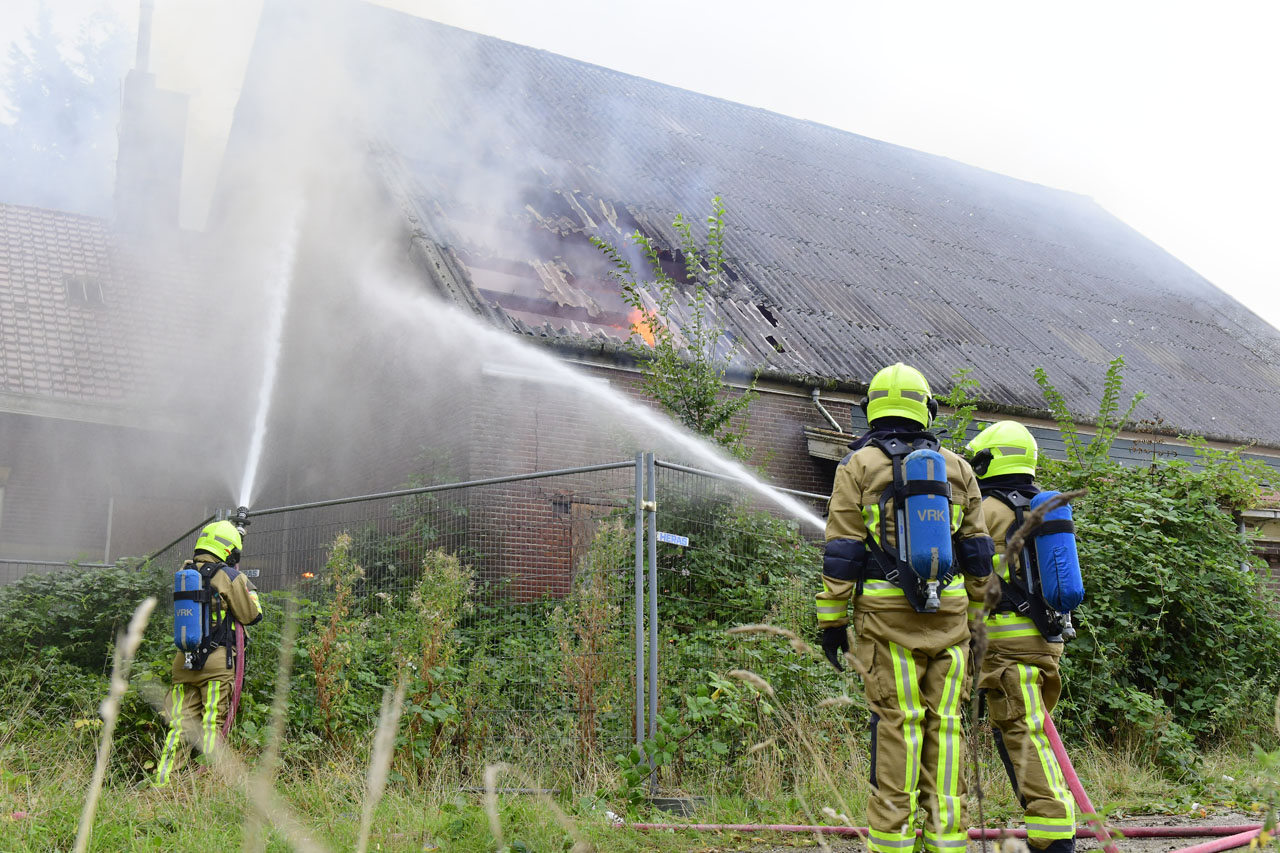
[629,308,657,347]
[301,571,315,579]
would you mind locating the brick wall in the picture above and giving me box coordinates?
[458,362,842,599]
[0,415,110,560]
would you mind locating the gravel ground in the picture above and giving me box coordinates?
[690,810,1267,853]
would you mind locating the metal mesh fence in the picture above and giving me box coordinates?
[0,559,115,587]
[649,459,828,716]
[147,462,645,761]
[2,457,833,773]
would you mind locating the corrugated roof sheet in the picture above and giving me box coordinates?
[241,0,1280,447]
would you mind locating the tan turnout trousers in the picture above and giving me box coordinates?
[979,635,1075,848]
[153,661,233,785]
[855,606,972,853]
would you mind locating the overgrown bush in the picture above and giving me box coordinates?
[261,541,479,779]
[396,549,474,779]
[1047,442,1280,761]
[307,532,363,740]
[0,561,165,671]
[549,519,631,772]
[1018,358,1280,771]
[0,562,169,775]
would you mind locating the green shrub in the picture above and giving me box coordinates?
[1028,358,1280,770]
[549,519,631,772]
[1046,445,1280,758]
[0,562,166,671]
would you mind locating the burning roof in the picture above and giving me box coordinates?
[226,0,1280,448]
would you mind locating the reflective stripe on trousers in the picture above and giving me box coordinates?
[153,678,224,787]
[201,679,222,753]
[154,685,186,786]
[920,646,968,853]
[1016,663,1075,842]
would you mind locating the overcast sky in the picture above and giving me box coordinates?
[6,0,1280,332]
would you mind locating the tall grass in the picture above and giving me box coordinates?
[244,593,299,853]
[73,597,155,853]
[3,714,1262,852]
[356,677,406,853]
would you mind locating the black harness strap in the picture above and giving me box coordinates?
[984,485,1068,641]
[904,479,952,499]
[1036,519,1075,536]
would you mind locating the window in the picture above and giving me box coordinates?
[64,275,105,306]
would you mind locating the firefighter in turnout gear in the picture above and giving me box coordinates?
[817,363,996,853]
[967,421,1076,853]
[154,518,262,787]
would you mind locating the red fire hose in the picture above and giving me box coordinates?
[219,626,246,738]
[1042,712,1120,853]
[1168,827,1264,853]
[628,823,1264,838]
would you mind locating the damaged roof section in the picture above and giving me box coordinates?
[395,162,751,357]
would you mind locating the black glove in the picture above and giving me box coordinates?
[821,626,849,671]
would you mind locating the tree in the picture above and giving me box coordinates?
[0,3,129,215]
[592,197,758,460]
[931,367,982,453]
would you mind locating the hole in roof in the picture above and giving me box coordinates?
[765,334,786,354]
[437,186,746,344]
[654,248,696,284]
[756,303,779,327]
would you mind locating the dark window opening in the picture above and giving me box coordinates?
[65,275,105,306]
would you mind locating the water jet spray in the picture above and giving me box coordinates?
[237,215,302,508]
[476,354,827,533]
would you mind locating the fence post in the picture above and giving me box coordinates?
[645,451,659,785]
[633,453,646,747]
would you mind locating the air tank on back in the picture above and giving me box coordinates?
[903,447,954,611]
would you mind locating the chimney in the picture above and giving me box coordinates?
[135,0,153,72]
[114,0,189,233]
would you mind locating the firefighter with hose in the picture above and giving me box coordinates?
[816,362,996,853]
[153,509,261,787]
[967,420,1082,853]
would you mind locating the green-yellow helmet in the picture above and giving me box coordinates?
[863,362,936,426]
[195,520,243,563]
[965,420,1038,478]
